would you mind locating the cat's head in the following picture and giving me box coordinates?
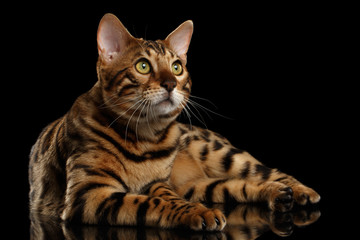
[96,14,193,123]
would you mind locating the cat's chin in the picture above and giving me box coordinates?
[154,99,179,115]
[151,90,184,117]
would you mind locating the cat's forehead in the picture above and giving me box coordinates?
[138,40,177,59]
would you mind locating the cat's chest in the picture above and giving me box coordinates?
[115,122,182,192]
[125,152,177,193]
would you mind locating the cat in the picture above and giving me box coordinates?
[29,13,320,231]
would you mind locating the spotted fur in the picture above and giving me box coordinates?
[29,13,320,231]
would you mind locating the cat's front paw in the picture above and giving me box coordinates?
[181,204,226,231]
[266,183,294,212]
[292,185,321,205]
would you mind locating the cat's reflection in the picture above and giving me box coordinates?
[30,203,320,240]
[215,203,320,239]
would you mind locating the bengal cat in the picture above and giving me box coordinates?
[29,13,320,231]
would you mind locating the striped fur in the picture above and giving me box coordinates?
[29,14,320,231]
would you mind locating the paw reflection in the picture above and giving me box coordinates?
[30,203,320,239]
[218,203,320,238]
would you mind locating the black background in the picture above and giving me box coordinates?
[5,2,352,239]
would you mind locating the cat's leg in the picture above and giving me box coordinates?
[61,170,225,231]
[213,154,321,205]
[147,182,226,231]
[258,168,321,205]
[175,177,294,212]
[177,124,320,206]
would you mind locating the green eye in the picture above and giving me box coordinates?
[172,61,183,75]
[135,59,151,74]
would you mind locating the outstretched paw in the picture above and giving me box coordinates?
[292,185,321,205]
[267,183,294,212]
[273,187,294,212]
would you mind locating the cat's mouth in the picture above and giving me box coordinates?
[159,94,174,104]
[152,91,182,115]
[156,95,174,107]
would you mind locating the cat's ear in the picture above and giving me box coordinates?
[165,20,193,63]
[97,13,134,63]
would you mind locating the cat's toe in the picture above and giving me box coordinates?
[292,185,320,205]
[200,209,226,231]
[270,186,294,212]
[185,205,226,231]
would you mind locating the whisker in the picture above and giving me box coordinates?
[186,98,213,120]
[179,100,192,130]
[100,98,135,109]
[184,101,208,129]
[135,99,148,142]
[98,93,119,108]
[145,100,152,134]
[149,100,157,121]
[125,99,146,144]
[189,94,218,109]
[107,98,143,128]
[182,93,233,120]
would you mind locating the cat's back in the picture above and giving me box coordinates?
[28,90,94,216]
[29,115,67,217]
[29,88,98,164]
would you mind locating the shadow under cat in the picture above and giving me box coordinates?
[30,203,320,240]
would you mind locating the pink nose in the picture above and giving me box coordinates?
[161,79,177,92]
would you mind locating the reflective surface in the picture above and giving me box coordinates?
[30,203,320,240]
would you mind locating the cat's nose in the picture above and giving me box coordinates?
[161,79,177,92]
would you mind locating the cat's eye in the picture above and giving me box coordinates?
[171,61,183,75]
[135,59,151,74]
